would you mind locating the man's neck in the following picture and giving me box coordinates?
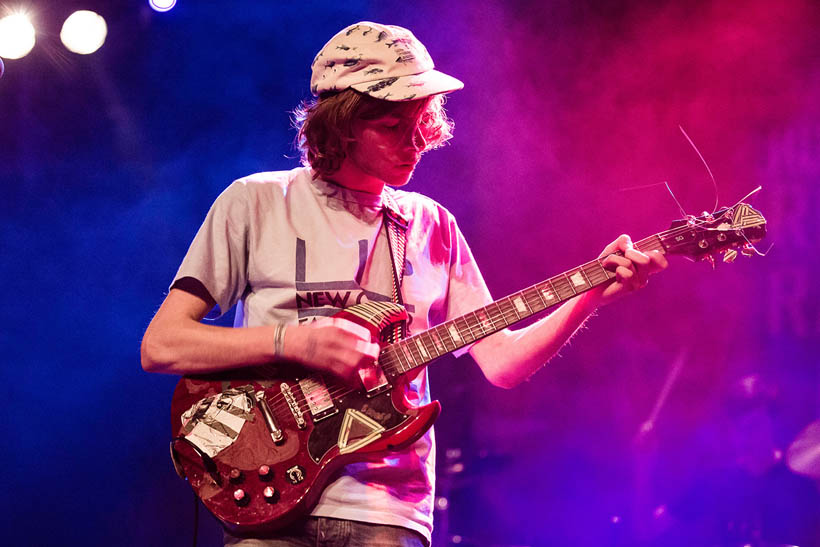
[325,160,385,195]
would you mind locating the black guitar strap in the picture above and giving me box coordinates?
[381,190,408,343]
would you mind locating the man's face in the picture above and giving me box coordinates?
[347,98,432,188]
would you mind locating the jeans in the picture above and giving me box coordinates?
[224,517,427,547]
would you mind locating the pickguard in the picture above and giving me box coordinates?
[306,390,405,462]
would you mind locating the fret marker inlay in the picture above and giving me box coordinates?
[448,325,462,344]
[513,297,528,313]
[414,338,429,359]
[570,271,586,288]
[476,310,493,332]
[541,287,556,302]
[430,331,445,353]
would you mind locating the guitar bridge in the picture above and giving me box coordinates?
[299,375,338,422]
[279,382,306,429]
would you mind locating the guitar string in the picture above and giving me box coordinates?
[253,217,757,417]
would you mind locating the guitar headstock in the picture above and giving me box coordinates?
[659,203,767,263]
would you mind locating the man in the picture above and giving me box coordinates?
[141,22,667,546]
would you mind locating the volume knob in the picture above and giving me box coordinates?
[258,465,272,481]
[233,488,249,506]
[263,486,279,503]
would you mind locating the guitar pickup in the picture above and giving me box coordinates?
[358,363,391,397]
[299,375,338,422]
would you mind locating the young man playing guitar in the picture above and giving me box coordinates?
[141,22,667,547]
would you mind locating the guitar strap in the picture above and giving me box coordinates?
[381,190,408,343]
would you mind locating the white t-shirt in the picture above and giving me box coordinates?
[173,167,492,542]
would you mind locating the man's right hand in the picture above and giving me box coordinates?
[282,318,381,384]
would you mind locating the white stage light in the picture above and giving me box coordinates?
[0,13,36,60]
[149,0,177,12]
[60,11,107,55]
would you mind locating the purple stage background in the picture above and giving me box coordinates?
[1,1,818,545]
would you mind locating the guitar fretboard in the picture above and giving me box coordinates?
[378,235,666,376]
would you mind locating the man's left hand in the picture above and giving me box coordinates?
[583,234,668,309]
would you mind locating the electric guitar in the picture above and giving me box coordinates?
[169,202,766,534]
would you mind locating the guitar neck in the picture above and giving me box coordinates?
[379,234,666,376]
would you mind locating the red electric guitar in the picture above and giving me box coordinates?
[169,202,766,534]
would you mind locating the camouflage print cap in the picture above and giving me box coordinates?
[310,22,463,102]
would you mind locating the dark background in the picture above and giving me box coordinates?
[1,1,818,545]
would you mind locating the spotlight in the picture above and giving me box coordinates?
[60,11,107,55]
[149,0,177,12]
[0,12,36,60]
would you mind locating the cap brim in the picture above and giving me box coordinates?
[350,69,464,102]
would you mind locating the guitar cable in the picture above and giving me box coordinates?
[170,437,213,547]
[191,488,199,547]
[170,436,222,486]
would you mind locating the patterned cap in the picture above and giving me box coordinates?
[310,22,463,101]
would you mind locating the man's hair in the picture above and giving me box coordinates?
[293,89,454,180]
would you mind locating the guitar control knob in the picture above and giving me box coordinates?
[263,486,279,503]
[258,465,273,481]
[233,488,249,506]
[229,468,244,483]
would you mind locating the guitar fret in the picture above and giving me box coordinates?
[407,336,426,365]
[523,287,544,313]
[567,269,586,293]
[414,336,432,360]
[430,326,454,355]
[534,283,549,308]
[582,261,601,284]
[496,298,515,324]
[422,331,441,358]
[551,276,573,300]
[442,322,460,348]
[490,301,509,329]
[551,277,569,301]
[469,311,486,337]
[540,280,560,306]
[382,347,398,375]
[595,259,614,281]
[401,339,421,368]
[474,308,495,334]
[465,313,482,340]
[392,346,410,374]
[510,293,529,317]
[578,266,592,288]
[507,296,522,320]
[454,316,475,344]
[393,350,409,375]
[471,312,485,338]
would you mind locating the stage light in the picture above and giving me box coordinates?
[60,11,107,55]
[149,0,177,12]
[0,12,36,60]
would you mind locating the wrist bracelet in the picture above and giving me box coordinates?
[273,323,288,360]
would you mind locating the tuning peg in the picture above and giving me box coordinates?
[741,244,755,257]
[704,255,716,269]
[723,249,738,263]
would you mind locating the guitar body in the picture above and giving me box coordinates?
[170,303,440,535]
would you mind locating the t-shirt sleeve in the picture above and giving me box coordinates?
[442,213,494,357]
[171,181,249,317]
